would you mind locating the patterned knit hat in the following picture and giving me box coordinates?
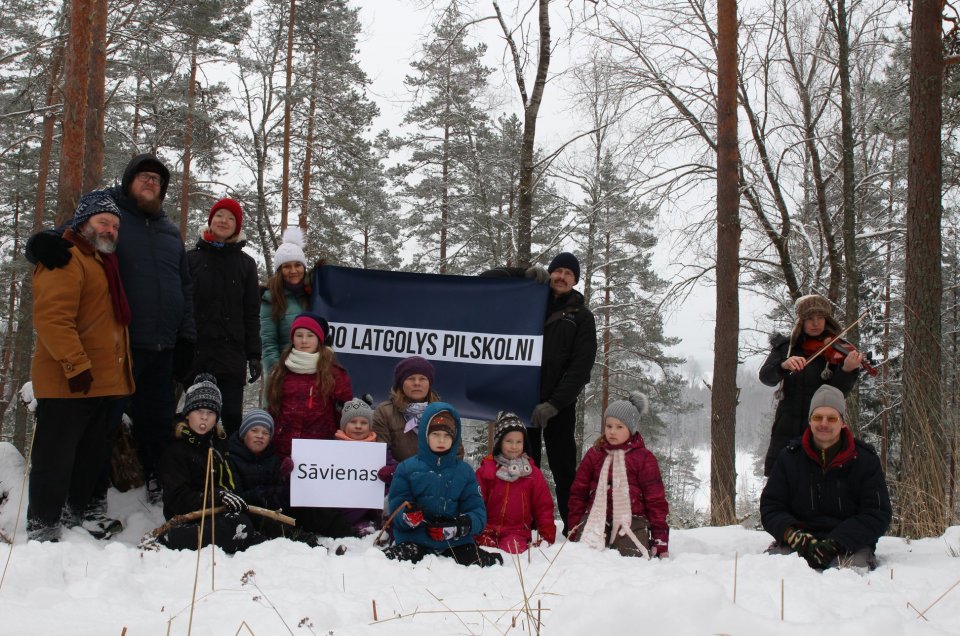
[603,391,649,434]
[207,197,243,236]
[492,411,526,455]
[183,373,222,417]
[239,409,274,438]
[340,397,374,429]
[426,410,456,438]
[72,190,121,230]
[274,226,307,270]
[809,385,846,420]
[290,312,330,344]
[548,252,581,283]
[393,356,435,391]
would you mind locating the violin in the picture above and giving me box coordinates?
[816,337,879,377]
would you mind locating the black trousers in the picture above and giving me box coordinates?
[126,348,176,480]
[526,404,577,531]
[28,396,113,530]
[213,373,245,437]
[158,513,267,554]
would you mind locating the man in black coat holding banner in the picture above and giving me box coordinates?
[482,252,597,532]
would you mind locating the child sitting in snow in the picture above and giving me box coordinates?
[567,392,670,558]
[333,397,395,535]
[475,411,556,553]
[157,374,266,553]
[384,403,502,567]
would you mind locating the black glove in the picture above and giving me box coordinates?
[806,538,841,569]
[783,526,816,556]
[28,231,73,269]
[67,369,94,395]
[172,339,195,381]
[531,402,559,429]
[247,358,262,384]
[426,514,472,541]
[217,490,247,514]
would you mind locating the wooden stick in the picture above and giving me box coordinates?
[372,599,378,622]
[780,579,784,621]
[0,422,38,592]
[149,506,296,539]
[208,450,216,592]
[188,447,215,636]
[918,577,960,618]
[374,500,411,546]
[733,552,738,604]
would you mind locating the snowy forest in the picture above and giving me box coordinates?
[0,0,956,540]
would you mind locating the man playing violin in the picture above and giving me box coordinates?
[759,294,864,476]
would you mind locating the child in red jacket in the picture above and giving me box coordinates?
[567,392,669,558]
[476,412,556,553]
[265,312,353,460]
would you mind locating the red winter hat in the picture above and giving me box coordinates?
[208,198,243,236]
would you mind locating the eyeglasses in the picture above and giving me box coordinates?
[135,173,162,184]
[810,414,840,424]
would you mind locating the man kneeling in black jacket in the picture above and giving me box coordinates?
[760,384,891,570]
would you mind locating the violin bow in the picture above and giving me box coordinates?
[802,308,871,366]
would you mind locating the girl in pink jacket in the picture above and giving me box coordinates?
[475,412,556,553]
[567,392,669,558]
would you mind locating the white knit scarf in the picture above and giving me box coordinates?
[285,349,319,374]
[580,449,649,558]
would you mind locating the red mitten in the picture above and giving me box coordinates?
[538,524,557,545]
[280,457,294,477]
[401,510,424,528]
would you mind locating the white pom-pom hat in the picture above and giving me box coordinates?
[274,226,307,269]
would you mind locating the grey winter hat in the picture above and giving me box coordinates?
[340,397,374,429]
[603,391,649,434]
[809,385,846,420]
[240,409,274,439]
[183,373,222,417]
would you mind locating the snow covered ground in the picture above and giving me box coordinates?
[2,441,960,636]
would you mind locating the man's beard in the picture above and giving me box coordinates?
[133,191,162,215]
[82,226,118,254]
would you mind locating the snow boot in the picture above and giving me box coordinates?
[145,474,163,505]
[81,512,123,540]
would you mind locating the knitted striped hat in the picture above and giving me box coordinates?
[340,397,374,429]
[240,409,274,438]
[183,373,222,417]
[493,411,526,455]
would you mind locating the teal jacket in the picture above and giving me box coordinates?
[259,287,309,378]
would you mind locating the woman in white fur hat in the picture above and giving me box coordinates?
[260,226,313,380]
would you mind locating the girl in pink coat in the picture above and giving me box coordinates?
[567,392,670,558]
[265,313,353,460]
[476,412,557,553]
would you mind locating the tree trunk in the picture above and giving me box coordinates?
[178,36,198,239]
[710,0,739,526]
[494,0,550,267]
[301,51,318,230]
[35,37,65,227]
[440,121,450,273]
[56,0,94,225]
[832,0,860,427]
[82,0,108,191]
[280,0,297,231]
[900,0,945,537]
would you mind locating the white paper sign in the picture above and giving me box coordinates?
[290,439,387,509]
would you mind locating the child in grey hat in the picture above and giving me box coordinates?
[568,391,670,558]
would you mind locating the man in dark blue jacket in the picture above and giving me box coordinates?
[760,385,891,570]
[28,154,196,505]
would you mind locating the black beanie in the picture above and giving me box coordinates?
[548,252,580,282]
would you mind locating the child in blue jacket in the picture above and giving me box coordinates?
[384,402,502,567]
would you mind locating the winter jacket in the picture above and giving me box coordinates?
[479,267,597,411]
[159,421,236,521]
[372,398,464,464]
[388,402,486,551]
[226,431,285,510]
[272,365,353,459]
[107,154,195,348]
[475,455,556,548]
[187,233,261,379]
[760,427,891,553]
[260,287,309,379]
[31,229,135,399]
[567,433,670,547]
[759,333,860,475]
